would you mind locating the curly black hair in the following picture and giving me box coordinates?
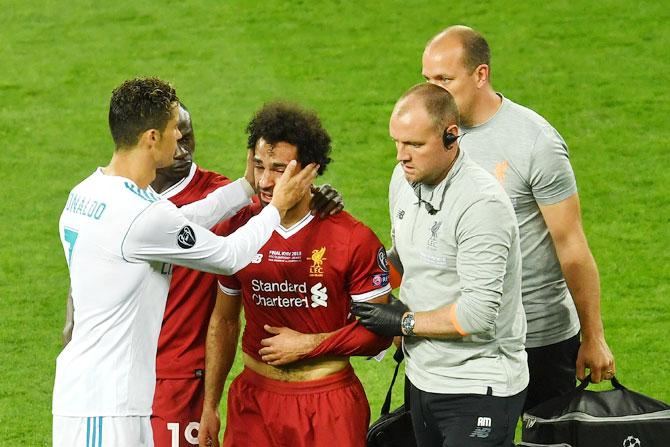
[246,102,332,175]
[108,77,179,149]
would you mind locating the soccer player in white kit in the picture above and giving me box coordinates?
[53,77,317,447]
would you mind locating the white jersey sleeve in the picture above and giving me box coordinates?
[122,199,279,275]
[179,178,254,229]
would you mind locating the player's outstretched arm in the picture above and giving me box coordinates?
[199,288,242,447]
[179,178,255,230]
[180,150,256,230]
[125,162,317,276]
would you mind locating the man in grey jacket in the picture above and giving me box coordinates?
[421,26,615,410]
[354,83,527,447]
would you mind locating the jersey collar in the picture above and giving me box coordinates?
[276,212,315,239]
[160,163,198,199]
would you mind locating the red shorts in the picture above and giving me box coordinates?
[151,378,204,447]
[224,365,370,447]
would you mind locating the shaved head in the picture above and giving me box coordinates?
[394,83,460,131]
[390,84,461,185]
[422,26,496,126]
[426,25,490,73]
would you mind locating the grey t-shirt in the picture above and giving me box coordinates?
[461,95,580,348]
[389,151,528,396]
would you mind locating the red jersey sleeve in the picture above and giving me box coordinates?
[347,222,391,302]
[217,275,241,296]
[305,319,392,358]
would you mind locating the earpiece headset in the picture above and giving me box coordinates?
[442,130,458,150]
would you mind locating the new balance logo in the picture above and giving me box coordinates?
[310,282,328,308]
[251,254,263,264]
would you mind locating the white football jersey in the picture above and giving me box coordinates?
[53,169,278,416]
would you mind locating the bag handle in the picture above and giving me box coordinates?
[380,347,405,415]
[577,373,627,391]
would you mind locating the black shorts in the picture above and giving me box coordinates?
[407,379,527,447]
[525,332,580,411]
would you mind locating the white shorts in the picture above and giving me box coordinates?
[53,415,153,447]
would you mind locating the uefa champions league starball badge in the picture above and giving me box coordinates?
[622,435,641,447]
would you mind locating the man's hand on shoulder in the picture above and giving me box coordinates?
[259,325,329,366]
[310,184,344,218]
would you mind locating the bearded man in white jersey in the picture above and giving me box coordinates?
[53,77,316,447]
[421,26,615,410]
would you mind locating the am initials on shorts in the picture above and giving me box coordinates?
[477,416,492,427]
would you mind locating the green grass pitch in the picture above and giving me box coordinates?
[0,1,667,444]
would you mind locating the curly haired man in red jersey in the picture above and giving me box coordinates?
[198,102,393,447]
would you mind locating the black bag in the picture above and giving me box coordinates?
[366,348,417,447]
[520,374,670,447]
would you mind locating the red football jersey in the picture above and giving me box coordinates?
[216,203,391,362]
[155,165,232,378]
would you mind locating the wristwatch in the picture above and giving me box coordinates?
[401,312,416,336]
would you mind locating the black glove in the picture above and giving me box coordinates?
[351,297,409,336]
[310,184,344,218]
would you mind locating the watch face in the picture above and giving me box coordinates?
[402,313,415,335]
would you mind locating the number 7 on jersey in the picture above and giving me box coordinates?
[63,227,79,266]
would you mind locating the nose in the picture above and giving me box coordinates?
[396,142,410,162]
[257,169,274,191]
[174,143,189,160]
[426,78,449,92]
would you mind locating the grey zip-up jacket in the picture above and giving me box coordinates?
[388,150,528,396]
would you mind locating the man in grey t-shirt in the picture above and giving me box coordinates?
[421,25,615,410]
[354,83,528,446]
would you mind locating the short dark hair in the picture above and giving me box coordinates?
[246,102,332,175]
[400,83,460,130]
[108,77,179,148]
[458,28,490,72]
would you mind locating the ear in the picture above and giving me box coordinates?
[138,128,160,148]
[446,124,459,137]
[474,64,490,88]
